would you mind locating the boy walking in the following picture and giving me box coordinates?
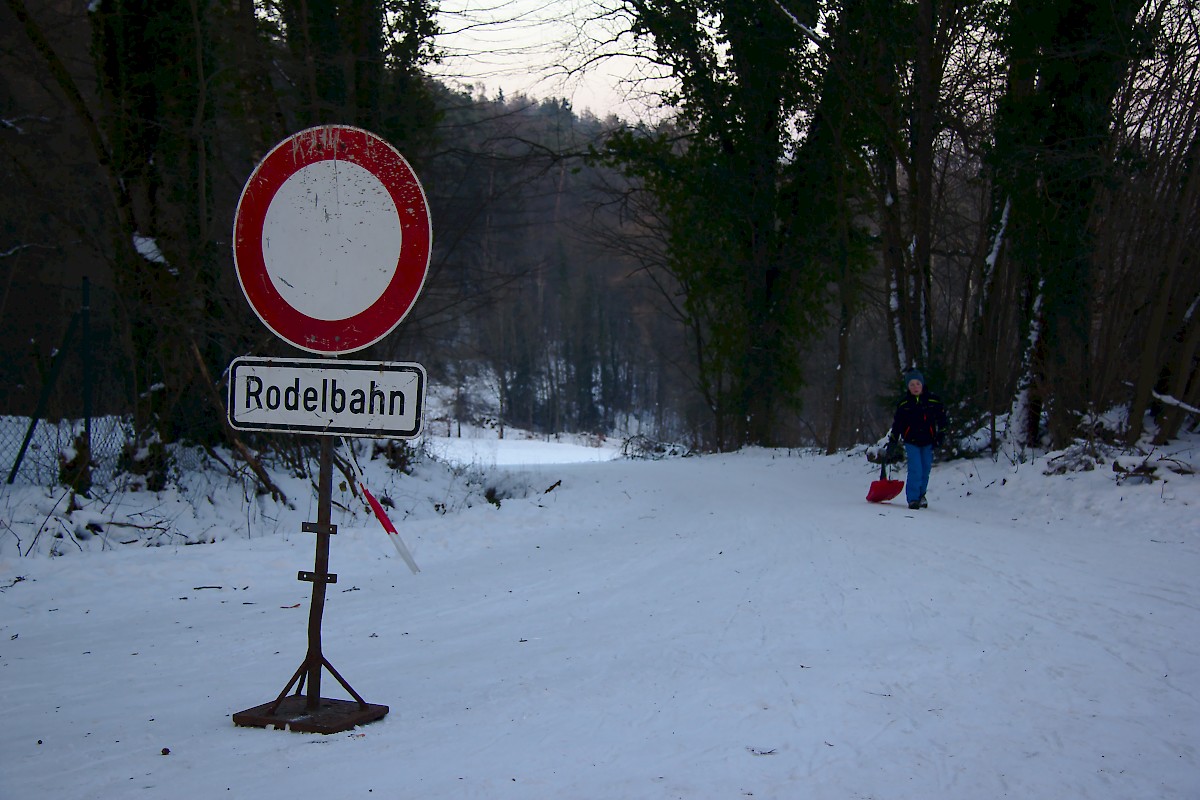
[889,369,948,509]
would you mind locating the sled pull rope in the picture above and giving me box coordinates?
[341,437,421,574]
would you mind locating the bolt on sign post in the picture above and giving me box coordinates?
[228,125,430,735]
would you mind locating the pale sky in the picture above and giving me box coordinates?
[428,0,671,120]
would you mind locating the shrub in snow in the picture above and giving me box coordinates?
[57,432,93,497]
[372,439,417,474]
[621,435,691,460]
[119,432,171,492]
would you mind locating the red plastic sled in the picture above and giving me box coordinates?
[866,462,905,503]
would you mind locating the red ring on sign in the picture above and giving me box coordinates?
[233,125,431,354]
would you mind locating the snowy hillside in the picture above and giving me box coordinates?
[1,431,1197,799]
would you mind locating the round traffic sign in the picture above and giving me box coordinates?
[233,125,431,354]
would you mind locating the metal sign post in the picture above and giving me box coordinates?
[228,125,431,735]
[232,438,388,733]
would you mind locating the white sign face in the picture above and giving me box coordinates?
[261,159,402,322]
[228,357,425,438]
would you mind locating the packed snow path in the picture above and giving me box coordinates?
[1,447,1196,798]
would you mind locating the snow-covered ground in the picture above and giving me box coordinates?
[1,430,1197,799]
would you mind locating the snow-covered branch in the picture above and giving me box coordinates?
[1,115,50,134]
[771,0,824,47]
[1152,390,1200,416]
[1,243,54,259]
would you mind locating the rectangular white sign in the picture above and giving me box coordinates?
[227,357,425,438]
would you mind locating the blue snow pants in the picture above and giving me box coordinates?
[904,443,934,505]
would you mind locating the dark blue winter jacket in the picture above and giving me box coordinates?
[891,391,947,448]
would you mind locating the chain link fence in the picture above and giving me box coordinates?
[0,415,131,486]
[1,415,215,489]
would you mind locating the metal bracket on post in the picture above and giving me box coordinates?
[232,436,388,734]
[297,571,337,584]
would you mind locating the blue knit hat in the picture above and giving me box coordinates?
[904,369,924,387]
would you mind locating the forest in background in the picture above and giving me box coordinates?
[1,0,1197,487]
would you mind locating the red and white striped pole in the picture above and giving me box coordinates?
[341,438,420,574]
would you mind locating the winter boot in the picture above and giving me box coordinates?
[919,495,928,508]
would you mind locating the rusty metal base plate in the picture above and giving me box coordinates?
[233,696,388,734]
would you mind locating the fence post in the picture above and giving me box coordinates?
[81,277,91,459]
[6,277,91,485]
[6,312,79,484]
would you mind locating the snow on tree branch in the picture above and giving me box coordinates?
[771,0,824,47]
[1153,391,1200,416]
